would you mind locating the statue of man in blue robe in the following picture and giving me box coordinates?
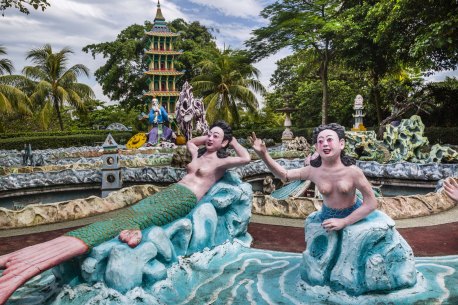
[143,98,174,146]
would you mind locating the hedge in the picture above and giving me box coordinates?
[0,130,127,140]
[1,127,456,150]
[234,127,458,145]
[233,127,315,142]
[424,127,458,145]
[0,132,134,150]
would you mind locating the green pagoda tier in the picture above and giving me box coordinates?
[144,0,183,112]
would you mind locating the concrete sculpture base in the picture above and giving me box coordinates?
[301,210,417,295]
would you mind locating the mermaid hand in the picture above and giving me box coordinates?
[119,229,142,248]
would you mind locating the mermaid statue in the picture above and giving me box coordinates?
[250,123,418,294]
[0,120,251,304]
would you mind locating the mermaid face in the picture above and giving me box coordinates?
[315,129,344,160]
[206,126,228,152]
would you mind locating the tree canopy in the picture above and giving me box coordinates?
[191,48,266,126]
[1,0,50,16]
[23,44,94,130]
[248,0,458,129]
[83,19,219,109]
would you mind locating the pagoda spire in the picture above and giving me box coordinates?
[154,0,165,22]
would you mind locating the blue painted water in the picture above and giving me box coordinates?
[9,243,457,305]
[0,189,100,209]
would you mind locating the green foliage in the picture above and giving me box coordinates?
[83,23,150,109]
[238,107,284,130]
[0,131,134,150]
[420,77,458,127]
[424,127,458,145]
[0,0,49,16]
[247,0,344,124]
[233,127,314,143]
[83,19,219,109]
[376,0,458,71]
[0,129,123,139]
[61,102,144,132]
[0,46,14,75]
[22,44,94,131]
[168,19,218,85]
[266,51,370,127]
[191,48,266,127]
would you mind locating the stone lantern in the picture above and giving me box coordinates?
[101,133,123,198]
[278,95,297,143]
[352,94,367,131]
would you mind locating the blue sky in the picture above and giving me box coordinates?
[0,0,456,106]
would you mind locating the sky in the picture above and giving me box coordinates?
[0,0,285,106]
[0,0,456,106]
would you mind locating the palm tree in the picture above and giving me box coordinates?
[0,46,14,75]
[23,44,95,130]
[191,48,266,126]
[0,46,32,116]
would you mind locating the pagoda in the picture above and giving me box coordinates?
[144,0,183,112]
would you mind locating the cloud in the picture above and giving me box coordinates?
[187,0,263,18]
[425,70,458,82]
[198,18,254,49]
[0,0,278,103]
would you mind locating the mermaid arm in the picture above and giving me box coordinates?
[221,137,251,169]
[249,132,310,182]
[187,136,207,159]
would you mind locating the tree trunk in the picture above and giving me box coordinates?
[371,73,382,125]
[320,51,329,125]
[54,99,64,131]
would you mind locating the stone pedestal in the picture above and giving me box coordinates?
[301,210,417,295]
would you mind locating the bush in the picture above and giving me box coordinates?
[233,127,314,143]
[0,132,134,150]
[424,127,458,145]
[0,130,120,140]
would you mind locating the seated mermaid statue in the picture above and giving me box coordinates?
[250,123,378,231]
[0,120,251,304]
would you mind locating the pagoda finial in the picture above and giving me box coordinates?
[154,0,165,21]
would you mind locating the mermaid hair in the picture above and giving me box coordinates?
[197,120,233,158]
[310,123,355,167]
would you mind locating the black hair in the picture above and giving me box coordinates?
[197,120,233,158]
[310,123,355,167]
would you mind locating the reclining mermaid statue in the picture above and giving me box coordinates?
[0,120,251,304]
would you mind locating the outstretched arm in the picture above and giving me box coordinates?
[444,177,458,202]
[249,132,308,182]
[0,236,88,305]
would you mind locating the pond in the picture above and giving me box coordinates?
[0,188,101,210]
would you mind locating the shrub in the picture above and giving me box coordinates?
[233,127,314,143]
[0,132,134,150]
[424,127,458,145]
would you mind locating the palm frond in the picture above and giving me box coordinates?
[0,92,13,113]
[38,100,54,130]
